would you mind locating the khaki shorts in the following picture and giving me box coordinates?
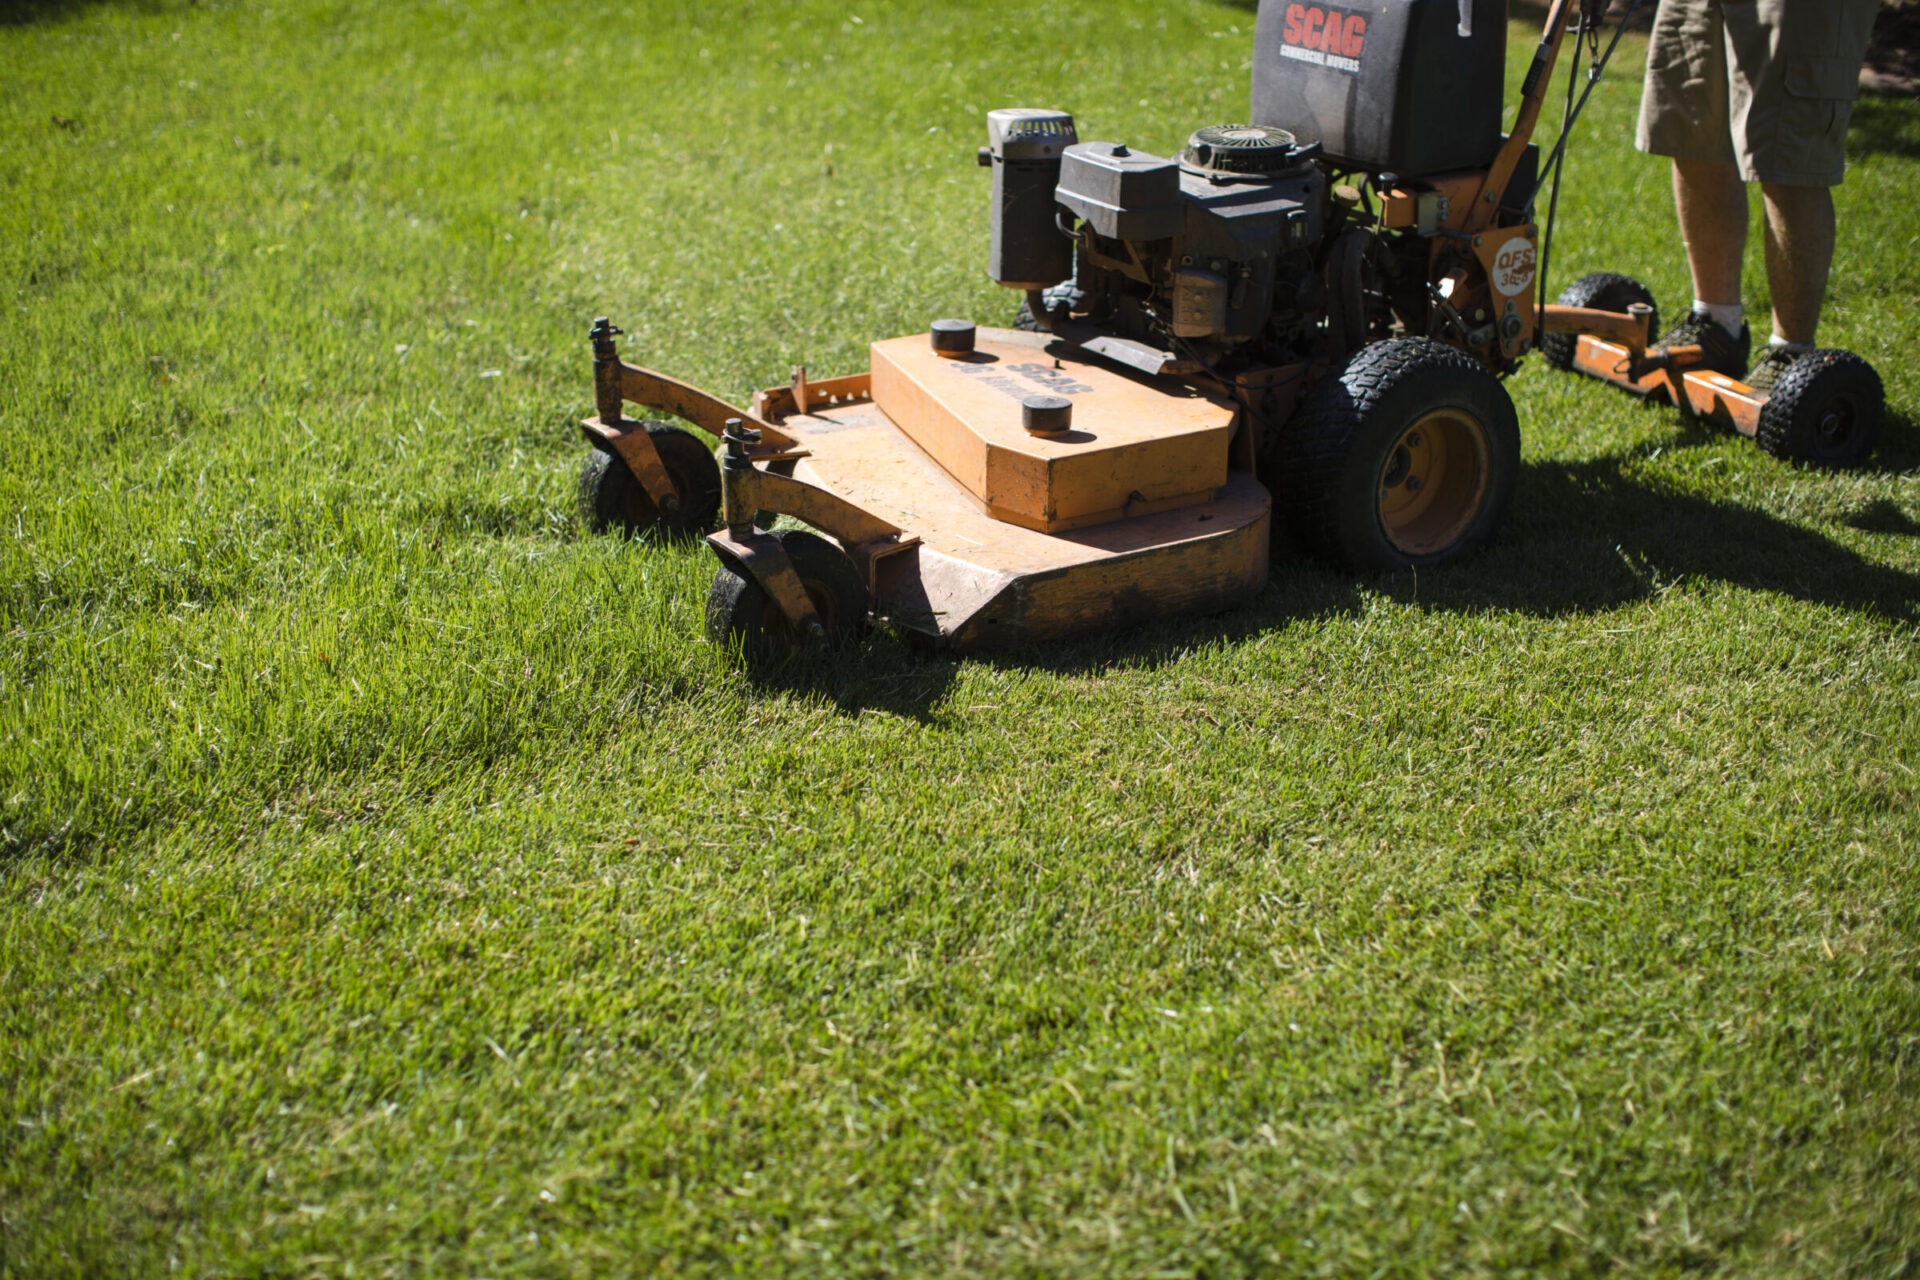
[1635,0,1879,186]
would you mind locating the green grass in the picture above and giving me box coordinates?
[4,1,1919,1275]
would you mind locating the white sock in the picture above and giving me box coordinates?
[1694,300,1745,335]
[1768,334,1814,354]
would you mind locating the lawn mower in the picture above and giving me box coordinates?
[575,0,1885,659]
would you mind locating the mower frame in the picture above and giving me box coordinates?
[575,0,1878,659]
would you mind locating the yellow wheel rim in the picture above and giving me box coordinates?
[1376,408,1492,556]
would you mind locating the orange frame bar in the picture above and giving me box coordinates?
[1566,336,1765,438]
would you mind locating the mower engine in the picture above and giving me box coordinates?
[985,0,1530,374]
[989,111,1329,365]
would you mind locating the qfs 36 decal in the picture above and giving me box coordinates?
[1279,4,1369,74]
[1491,235,1536,299]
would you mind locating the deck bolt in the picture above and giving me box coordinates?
[1022,394,1073,436]
[930,318,976,356]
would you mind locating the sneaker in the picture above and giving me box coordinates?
[1651,310,1751,378]
[1743,345,1802,395]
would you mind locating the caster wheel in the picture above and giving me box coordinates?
[577,422,721,539]
[706,530,868,662]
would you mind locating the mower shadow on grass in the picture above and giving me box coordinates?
[732,572,1364,719]
[730,413,1918,704]
[1377,447,1920,623]
[953,563,1372,682]
[734,566,1372,718]
[738,644,965,725]
[744,439,1919,704]
[1654,402,1920,477]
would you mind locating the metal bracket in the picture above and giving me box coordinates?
[719,419,903,546]
[711,418,918,629]
[586,317,679,512]
[1498,299,1525,362]
[711,418,820,643]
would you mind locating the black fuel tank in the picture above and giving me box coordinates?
[1250,0,1507,175]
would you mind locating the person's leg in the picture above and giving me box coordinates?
[1647,156,1752,373]
[1636,0,1749,370]
[1724,0,1877,378]
[1758,182,1835,347]
[1673,157,1748,312]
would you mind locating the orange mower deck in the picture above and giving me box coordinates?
[584,323,1270,653]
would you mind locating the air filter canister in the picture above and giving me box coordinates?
[987,108,1077,291]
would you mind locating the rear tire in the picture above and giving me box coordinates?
[705,530,868,662]
[1540,272,1657,371]
[577,423,721,540]
[1755,349,1884,467]
[1278,338,1520,573]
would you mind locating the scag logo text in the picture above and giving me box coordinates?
[1282,4,1368,60]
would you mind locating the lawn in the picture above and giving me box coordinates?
[3,1,1918,1275]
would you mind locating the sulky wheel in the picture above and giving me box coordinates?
[1539,271,1658,371]
[577,422,722,540]
[705,529,868,662]
[1278,338,1520,573]
[1755,349,1884,468]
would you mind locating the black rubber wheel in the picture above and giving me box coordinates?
[1277,338,1520,573]
[1755,349,1884,467]
[1539,271,1658,371]
[705,530,868,662]
[1013,281,1085,332]
[577,423,721,540]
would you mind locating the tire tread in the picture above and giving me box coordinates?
[1754,349,1884,467]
